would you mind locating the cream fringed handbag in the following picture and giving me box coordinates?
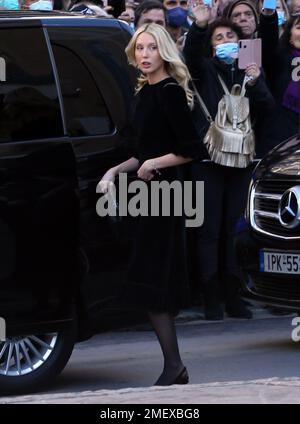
[194,75,255,168]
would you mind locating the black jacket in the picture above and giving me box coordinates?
[183,23,275,158]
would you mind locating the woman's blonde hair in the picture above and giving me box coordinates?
[125,23,194,109]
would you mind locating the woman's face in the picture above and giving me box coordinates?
[290,20,300,49]
[291,0,300,14]
[211,26,239,49]
[276,0,284,11]
[135,32,165,76]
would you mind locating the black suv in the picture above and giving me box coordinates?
[236,135,300,313]
[0,11,137,394]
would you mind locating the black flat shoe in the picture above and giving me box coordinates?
[154,367,189,386]
[172,367,189,385]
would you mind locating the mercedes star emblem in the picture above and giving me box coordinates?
[278,186,300,229]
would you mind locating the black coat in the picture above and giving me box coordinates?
[183,23,275,158]
[258,12,299,157]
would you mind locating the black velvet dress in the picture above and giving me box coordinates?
[123,77,206,313]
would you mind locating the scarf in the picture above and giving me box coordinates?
[282,48,300,114]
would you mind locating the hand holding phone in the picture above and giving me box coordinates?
[245,63,261,85]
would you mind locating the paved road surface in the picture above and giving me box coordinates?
[2,308,300,404]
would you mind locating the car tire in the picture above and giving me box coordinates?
[0,321,76,395]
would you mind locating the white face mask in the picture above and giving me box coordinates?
[29,0,53,10]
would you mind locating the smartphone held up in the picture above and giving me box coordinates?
[262,0,276,10]
[238,38,262,69]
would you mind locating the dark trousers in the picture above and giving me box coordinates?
[191,161,253,284]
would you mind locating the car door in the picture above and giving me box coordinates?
[0,22,78,333]
[47,22,137,323]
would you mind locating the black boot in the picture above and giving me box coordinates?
[202,275,223,320]
[225,274,252,319]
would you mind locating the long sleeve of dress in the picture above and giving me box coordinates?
[161,82,209,160]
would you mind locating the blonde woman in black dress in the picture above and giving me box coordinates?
[98,23,206,386]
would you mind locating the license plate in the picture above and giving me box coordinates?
[260,250,300,274]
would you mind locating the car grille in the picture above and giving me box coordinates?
[249,272,300,300]
[250,179,300,239]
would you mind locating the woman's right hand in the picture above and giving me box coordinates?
[97,169,116,194]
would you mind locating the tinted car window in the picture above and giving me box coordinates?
[51,43,113,137]
[0,28,64,142]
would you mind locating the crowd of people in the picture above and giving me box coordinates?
[4,0,299,385]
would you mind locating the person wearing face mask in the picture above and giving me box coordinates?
[275,0,289,35]
[257,0,289,35]
[183,4,274,321]
[163,0,190,41]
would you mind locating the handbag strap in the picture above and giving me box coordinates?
[241,76,247,97]
[217,74,230,95]
[192,73,248,124]
[217,74,247,97]
[165,80,212,120]
[191,80,213,124]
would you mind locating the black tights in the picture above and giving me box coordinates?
[148,311,184,385]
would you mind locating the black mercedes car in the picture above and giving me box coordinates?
[0,10,137,394]
[236,135,300,313]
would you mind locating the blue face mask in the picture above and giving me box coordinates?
[167,7,188,28]
[1,0,19,9]
[277,10,286,26]
[215,42,239,65]
[29,0,53,10]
